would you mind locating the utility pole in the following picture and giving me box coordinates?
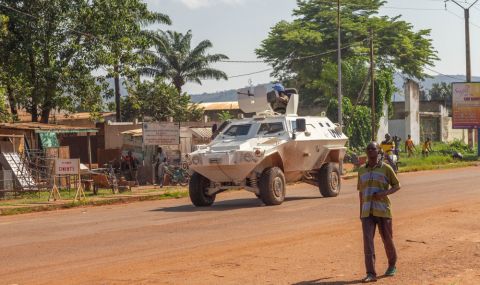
[446,0,479,153]
[337,0,343,132]
[370,28,375,141]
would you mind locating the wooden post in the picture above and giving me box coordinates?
[370,28,376,141]
[87,132,92,169]
[48,159,61,201]
[73,159,86,201]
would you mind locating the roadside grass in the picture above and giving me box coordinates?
[398,153,478,172]
[397,140,479,172]
[0,186,188,208]
[349,140,479,173]
[0,188,124,205]
[0,188,188,216]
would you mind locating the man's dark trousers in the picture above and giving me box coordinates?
[361,215,397,276]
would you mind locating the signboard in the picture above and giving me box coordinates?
[55,158,80,175]
[452,82,480,129]
[142,122,180,145]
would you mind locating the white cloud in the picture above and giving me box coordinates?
[180,0,245,9]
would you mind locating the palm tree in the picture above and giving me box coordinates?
[139,30,229,94]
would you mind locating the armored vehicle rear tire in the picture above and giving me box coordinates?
[189,172,215,207]
[318,163,341,197]
[259,167,286,205]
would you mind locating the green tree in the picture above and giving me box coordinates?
[87,0,171,122]
[0,87,10,122]
[0,0,105,123]
[258,0,437,78]
[256,0,436,148]
[0,0,170,123]
[0,6,33,121]
[429,82,452,103]
[218,110,233,122]
[122,77,203,122]
[138,30,229,94]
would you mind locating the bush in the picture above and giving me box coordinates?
[433,140,476,156]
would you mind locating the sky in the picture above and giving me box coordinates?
[145,0,480,95]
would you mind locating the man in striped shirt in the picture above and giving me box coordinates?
[357,141,401,283]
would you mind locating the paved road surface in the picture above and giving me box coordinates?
[1,167,479,284]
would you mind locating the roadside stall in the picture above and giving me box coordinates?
[0,122,98,168]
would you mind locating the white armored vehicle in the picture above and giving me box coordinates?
[186,85,348,206]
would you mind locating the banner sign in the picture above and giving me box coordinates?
[452,82,480,129]
[55,159,80,175]
[142,122,180,145]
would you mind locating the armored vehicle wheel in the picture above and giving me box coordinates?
[318,163,341,197]
[259,167,286,205]
[189,172,215,207]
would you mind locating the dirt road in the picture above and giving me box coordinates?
[1,167,479,285]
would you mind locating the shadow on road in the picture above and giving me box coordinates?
[292,277,363,285]
[151,198,263,212]
[292,275,390,284]
[285,196,325,201]
[152,196,323,212]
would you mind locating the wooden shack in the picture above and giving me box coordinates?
[0,122,98,168]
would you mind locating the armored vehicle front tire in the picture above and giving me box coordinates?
[259,167,286,205]
[318,163,341,197]
[189,172,215,207]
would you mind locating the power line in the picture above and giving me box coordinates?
[228,68,272,79]
[382,7,444,11]
[221,37,370,64]
[423,66,465,80]
[445,7,480,28]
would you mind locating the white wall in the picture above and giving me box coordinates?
[377,101,389,143]
[405,80,420,144]
[388,120,406,141]
[443,117,469,143]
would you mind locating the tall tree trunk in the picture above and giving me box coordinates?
[173,75,184,95]
[114,64,121,122]
[6,83,18,118]
[40,79,56,124]
[28,50,39,122]
[30,104,38,122]
[40,108,51,124]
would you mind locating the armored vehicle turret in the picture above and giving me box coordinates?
[186,85,348,206]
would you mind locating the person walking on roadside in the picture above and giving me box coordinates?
[404,134,417,157]
[123,150,139,185]
[357,141,401,283]
[155,147,168,187]
[422,138,432,157]
[392,135,401,159]
[380,133,396,170]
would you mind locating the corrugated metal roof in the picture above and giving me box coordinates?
[121,128,143,137]
[190,128,212,139]
[57,112,116,120]
[0,122,98,133]
[121,127,212,139]
[13,109,115,122]
[196,101,239,111]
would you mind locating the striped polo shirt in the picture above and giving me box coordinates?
[357,162,400,218]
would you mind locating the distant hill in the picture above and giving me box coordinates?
[190,83,274,103]
[192,75,480,104]
[105,75,480,104]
